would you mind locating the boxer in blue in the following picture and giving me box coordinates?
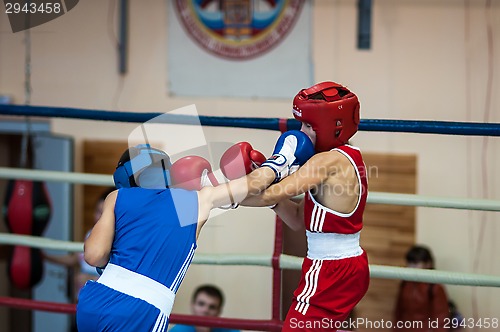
[76,131,314,332]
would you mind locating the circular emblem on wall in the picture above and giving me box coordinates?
[174,0,304,60]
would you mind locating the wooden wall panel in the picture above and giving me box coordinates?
[82,141,127,234]
[354,153,417,332]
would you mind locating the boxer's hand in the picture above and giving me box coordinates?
[261,130,315,183]
[170,156,219,191]
[219,142,266,180]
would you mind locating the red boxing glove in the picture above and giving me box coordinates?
[219,142,266,180]
[170,156,219,191]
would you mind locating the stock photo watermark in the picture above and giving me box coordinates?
[289,317,499,330]
[3,0,79,32]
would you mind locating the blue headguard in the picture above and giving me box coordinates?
[113,144,172,189]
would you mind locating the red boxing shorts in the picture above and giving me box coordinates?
[282,251,369,332]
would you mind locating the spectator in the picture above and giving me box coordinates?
[169,285,240,332]
[393,245,450,331]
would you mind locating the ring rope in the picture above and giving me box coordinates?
[0,167,112,186]
[2,233,499,287]
[1,167,499,211]
[1,104,500,136]
[367,192,500,211]
[0,296,75,314]
[0,297,284,332]
[0,233,83,252]
[2,105,498,330]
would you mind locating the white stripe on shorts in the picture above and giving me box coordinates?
[295,259,322,315]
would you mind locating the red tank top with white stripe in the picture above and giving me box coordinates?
[304,145,368,234]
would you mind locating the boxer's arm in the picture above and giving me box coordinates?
[209,130,315,212]
[196,132,315,234]
[272,198,305,231]
[42,252,79,267]
[197,166,276,224]
[84,190,117,268]
[242,150,347,206]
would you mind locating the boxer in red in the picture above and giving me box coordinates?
[243,82,370,331]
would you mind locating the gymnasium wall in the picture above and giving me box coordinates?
[1,0,499,325]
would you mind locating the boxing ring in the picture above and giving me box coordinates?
[0,104,500,331]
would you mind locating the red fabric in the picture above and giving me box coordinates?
[282,252,370,332]
[271,216,283,321]
[303,145,367,234]
[393,282,450,331]
[278,118,288,133]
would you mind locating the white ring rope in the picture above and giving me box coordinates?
[1,167,500,211]
[0,233,83,252]
[0,167,112,186]
[1,233,499,287]
[366,192,500,211]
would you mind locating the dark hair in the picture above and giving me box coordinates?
[406,245,435,268]
[192,285,224,307]
[97,187,116,203]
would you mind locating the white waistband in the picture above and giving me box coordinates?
[97,263,175,315]
[306,231,363,260]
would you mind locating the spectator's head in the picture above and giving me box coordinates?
[405,245,434,269]
[191,285,225,317]
[94,187,115,224]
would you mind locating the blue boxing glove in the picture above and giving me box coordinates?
[261,130,315,183]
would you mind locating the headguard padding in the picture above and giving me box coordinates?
[292,81,360,152]
[113,144,172,189]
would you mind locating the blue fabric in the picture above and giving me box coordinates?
[110,188,198,289]
[169,324,240,332]
[77,282,162,331]
[77,188,198,332]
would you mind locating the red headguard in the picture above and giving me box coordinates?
[292,81,360,152]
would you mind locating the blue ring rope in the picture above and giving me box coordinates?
[1,104,499,136]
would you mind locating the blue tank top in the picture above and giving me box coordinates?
[111,187,198,293]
